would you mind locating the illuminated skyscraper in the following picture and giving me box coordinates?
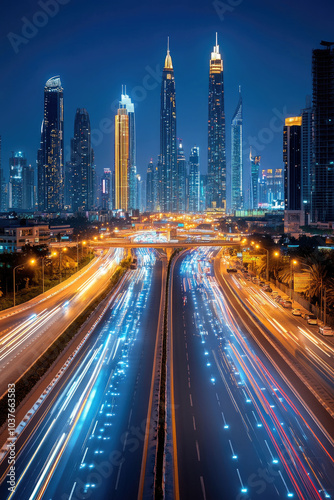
[250,150,260,209]
[311,41,334,223]
[189,146,200,212]
[101,168,112,210]
[231,87,243,211]
[37,76,64,212]
[69,108,94,211]
[207,33,226,210]
[9,151,26,209]
[160,39,177,212]
[301,97,313,220]
[283,117,302,211]
[146,160,154,212]
[177,139,187,212]
[22,164,35,211]
[114,91,136,212]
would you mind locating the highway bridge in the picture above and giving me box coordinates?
[98,239,241,260]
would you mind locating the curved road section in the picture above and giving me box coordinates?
[168,248,334,500]
[0,248,123,397]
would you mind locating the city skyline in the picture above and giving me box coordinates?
[1,0,333,205]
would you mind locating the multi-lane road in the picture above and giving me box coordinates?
[0,248,124,397]
[0,242,333,500]
[0,248,165,500]
[168,248,334,500]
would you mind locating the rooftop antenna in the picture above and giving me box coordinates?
[124,84,127,95]
[216,32,218,46]
[121,84,124,95]
[167,36,170,54]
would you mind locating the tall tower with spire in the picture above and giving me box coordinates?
[160,38,177,212]
[231,86,243,211]
[207,33,226,210]
[114,89,135,212]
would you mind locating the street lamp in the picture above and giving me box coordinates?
[53,247,67,283]
[290,259,298,304]
[13,264,24,307]
[31,256,46,294]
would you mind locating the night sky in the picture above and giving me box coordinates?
[1,0,333,204]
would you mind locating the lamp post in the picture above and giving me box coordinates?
[31,257,45,294]
[290,259,297,305]
[13,264,24,307]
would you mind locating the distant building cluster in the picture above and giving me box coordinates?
[0,40,333,224]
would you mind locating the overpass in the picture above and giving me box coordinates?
[98,240,241,261]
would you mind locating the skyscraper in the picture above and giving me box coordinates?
[311,41,334,223]
[146,160,154,212]
[207,33,226,210]
[301,97,313,221]
[37,76,64,212]
[22,164,35,210]
[160,39,177,212]
[0,136,4,211]
[177,139,187,212]
[9,151,26,209]
[69,108,94,212]
[101,168,112,210]
[199,174,207,212]
[250,150,260,210]
[114,91,136,212]
[283,117,302,211]
[189,146,200,212]
[231,87,243,211]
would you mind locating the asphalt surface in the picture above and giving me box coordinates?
[0,248,164,500]
[0,248,124,396]
[169,248,334,500]
[220,258,334,394]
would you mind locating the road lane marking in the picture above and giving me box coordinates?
[115,462,123,490]
[189,394,193,407]
[200,476,207,500]
[193,416,196,430]
[68,482,77,500]
[195,440,201,461]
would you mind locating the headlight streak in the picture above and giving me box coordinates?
[180,247,332,500]
[5,247,158,500]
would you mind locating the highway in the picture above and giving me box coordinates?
[218,259,334,407]
[0,248,124,397]
[0,248,165,500]
[169,248,334,500]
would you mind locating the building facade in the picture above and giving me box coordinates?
[189,146,200,212]
[146,160,154,212]
[311,42,334,223]
[250,150,260,210]
[283,116,302,211]
[69,108,94,212]
[301,98,313,222]
[207,34,226,210]
[37,76,64,212]
[160,40,177,212]
[9,151,26,209]
[231,87,243,211]
[22,164,35,210]
[177,139,187,212]
[114,92,136,212]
